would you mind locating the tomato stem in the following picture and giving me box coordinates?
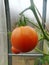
[38,37,45,41]
[25,17,40,29]
[35,48,49,56]
[19,7,30,15]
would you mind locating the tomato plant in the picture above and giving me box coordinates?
[8,0,49,65]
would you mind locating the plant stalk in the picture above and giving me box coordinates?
[30,0,49,41]
[19,7,30,15]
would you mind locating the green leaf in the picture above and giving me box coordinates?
[34,59,38,65]
[47,58,49,64]
[8,31,12,37]
[38,58,45,64]
[42,55,49,64]
[45,56,49,64]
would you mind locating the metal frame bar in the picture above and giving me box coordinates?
[8,53,43,57]
[39,0,47,65]
[42,0,47,26]
[4,0,12,65]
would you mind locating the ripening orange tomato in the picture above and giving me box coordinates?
[11,26,38,53]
